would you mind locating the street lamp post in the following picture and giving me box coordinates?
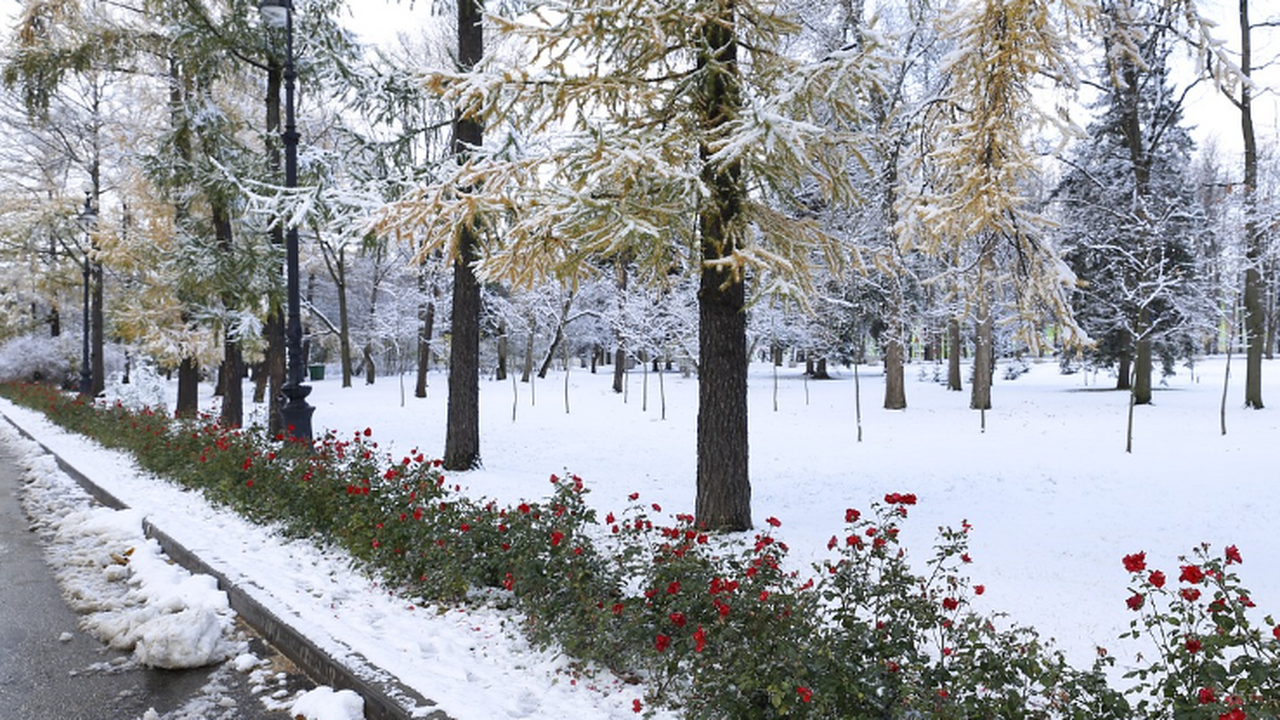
[261,0,314,442]
[76,192,97,397]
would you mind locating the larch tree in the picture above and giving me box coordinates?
[900,0,1088,413]
[377,0,878,529]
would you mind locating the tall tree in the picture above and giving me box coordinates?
[378,0,875,529]
[1054,0,1209,404]
[900,0,1087,413]
[442,0,484,470]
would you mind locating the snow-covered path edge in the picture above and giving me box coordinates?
[0,403,443,720]
[0,398,666,720]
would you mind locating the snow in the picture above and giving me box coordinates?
[4,355,1279,719]
[289,687,365,720]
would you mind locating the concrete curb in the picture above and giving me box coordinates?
[2,413,453,720]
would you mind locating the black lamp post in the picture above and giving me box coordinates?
[76,192,97,397]
[261,0,314,442]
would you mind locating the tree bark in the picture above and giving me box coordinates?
[947,317,962,391]
[1134,308,1153,405]
[415,264,435,398]
[213,202,243,427]
[443,0,484,471]
[695,1,751,531]
[970,307,993,411]
[884,335,906,409]
[1240,0,1264,408]
[176,357,199,419]
[612,261,628,394]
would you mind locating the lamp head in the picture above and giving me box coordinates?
[77,193,97,227]
[259,0,290,29]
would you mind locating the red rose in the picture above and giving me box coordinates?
[1198,687,1215,705]
[1185,637,1202,653]
[654,634,671,652]
[1123,552,1146,573]
[942,597,959,611]
[1180,564,1205,584]
[845,508,860,523]
[694,626,706,652]
[766,516,781,528]
[1181,588,1202,602]
[632,699,642,713]
[1149,570,1166,588]
[974,585,985,595]
[1126,593,1145,611]
[1225,545,1243,565]
[669,612,687,627]
[550,531,564,547]
[796,687,813,703]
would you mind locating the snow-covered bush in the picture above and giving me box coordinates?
[107,360,170,412]
[0,333,74,384]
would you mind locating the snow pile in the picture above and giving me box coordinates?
[289,687,366,720]
[12,432,238,669]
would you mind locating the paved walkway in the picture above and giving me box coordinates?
[0,444,311,720]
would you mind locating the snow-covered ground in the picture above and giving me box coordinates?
[4,355,1278,719]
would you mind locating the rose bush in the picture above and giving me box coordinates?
[3,382,1275,719]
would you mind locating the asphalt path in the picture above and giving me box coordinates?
[0,444,313,720]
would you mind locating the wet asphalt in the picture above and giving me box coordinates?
[0,445,313,720]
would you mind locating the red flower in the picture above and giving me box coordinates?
[845,508,860,523]
[766,516,781,528]
[1273,624,1280,640]
[669,612,687,627]
[1185,637,1202,653]
[694,626,706,652]
[363,427,372,437]
[1219,710,1246,720]
[1225,545,1243,565]
[1198,687,1216,705]
[1123,552,1147,573]
[796,687,813,703]
[1149,570,1166,588]
[667,581,681,595]
[628,492,640,501]
[942,597,959,611]
[827,535,838,550]
[632,699,642,713]
[1180,564,1205,584]
[654,634,671,652]
[1126,593,1145,611]
[974,585,985,595]
[1181,588,1202,602]
[550,531,564,547]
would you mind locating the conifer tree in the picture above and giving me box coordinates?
[377,0,878,529]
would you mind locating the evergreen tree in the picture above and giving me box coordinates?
[1053,0,1212,401]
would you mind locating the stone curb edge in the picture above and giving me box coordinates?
[2,412,452,720]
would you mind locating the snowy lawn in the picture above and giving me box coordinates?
[295,355,1280,671]
[4,354,1278,718]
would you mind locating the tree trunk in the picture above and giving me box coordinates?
[213,203,243,427]
[612,261,628,394]
[415,265,435,398]
[1134,309,1153,405]
[521,315,536,383]
[1117,345,1133,391]
[537,291,574,379]
[496,319,509,381]
[176,358,199,419]
[695,2,751,531]
[947,317,962,391]
[970,310,993,411]
[443,0,484,471]
[1240,0,1264,408]
[884,336,906,409]
[336,247,353,388]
